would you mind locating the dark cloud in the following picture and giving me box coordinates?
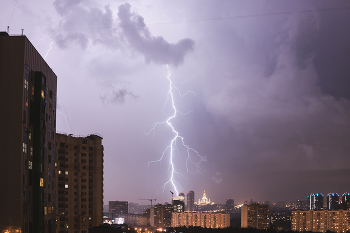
[51,2,195,67]
[117,3,195,67]
[51,3,117,49]
[100,88,139,104]
[53,0,82,16]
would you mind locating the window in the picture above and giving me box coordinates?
[41,90,45,99]
[28,161,32,170]
[40,178,44,187]
[65,171,68,175]
[23,143,27,153]
[82,146,86,150]
[65,184,68,189]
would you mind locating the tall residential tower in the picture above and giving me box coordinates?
[0,31,57,233]
[55,133,104,233]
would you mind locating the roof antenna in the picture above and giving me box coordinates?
[21,29,24,36]
[7,26,9,34]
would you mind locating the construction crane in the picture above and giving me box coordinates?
[139,199,156,207]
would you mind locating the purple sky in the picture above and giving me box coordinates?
[2,0,350,205]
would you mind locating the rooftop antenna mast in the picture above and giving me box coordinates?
[170,191,174,204]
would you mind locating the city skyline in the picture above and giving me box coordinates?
[2,0,350,205]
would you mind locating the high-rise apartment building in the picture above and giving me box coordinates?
[327,193,340,210]
[150,204,173,229]
[310,193,324,210]
[172,195,185,213]
[0,32,57,233]
[187,191,194,212]
[55,133,103,233]
[292,210,350,233]
[241,203,270,230]
[109,201,128,219]
[225,199,234,214]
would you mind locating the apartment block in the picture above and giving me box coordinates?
[292,210,350,233]
[55,133,103,233]
[241,203,270,230]
[0,31,57,233]
[172,212,230,228]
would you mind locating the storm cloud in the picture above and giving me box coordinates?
[117,3,195,67]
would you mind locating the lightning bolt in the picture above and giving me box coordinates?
[44,41,54,59]
[146,65,206,197]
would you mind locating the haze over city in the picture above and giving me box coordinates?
[2,0,350,205]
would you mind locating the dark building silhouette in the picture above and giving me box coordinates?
[225,199,235,213]
[310,193,324,210]
[172,195,185,213]
[187,191,195,212]
[327,193,340,210]
[241,203,270,230]
[343,192,350,204]
[109,201,128,219]
[150,204,173,228]
[0,31,57,233]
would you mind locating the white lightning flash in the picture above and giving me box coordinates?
[44,41,54,59]
[146,65,205,197]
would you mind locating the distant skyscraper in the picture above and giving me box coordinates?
[327,193,340,210]
[109,201,128,219]
[310,193,324,210]
[241,203,270,230]
[225,199,235,213]
[0,31,57,233]
[55,133,104,233]
[187,191,195,211]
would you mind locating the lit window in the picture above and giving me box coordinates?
[41,90,45,99]
[28,161,32,170]
[58,170,61,174]
[31,86,34,95]
[23,143,27,153]
[40,178,44,187]
[65,171,68,175]
[30,147,33,156]
[65,184,68,189]
[24,79,28,90]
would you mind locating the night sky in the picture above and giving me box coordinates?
[2,0,350,205]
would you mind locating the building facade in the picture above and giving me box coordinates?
[187,191,195,212]
[327,193,340,210]
[173,195,185,213]
[292,210,350,233]
[150,204,173,229]
[310,193,324,210]
[225,199,234,214]
[55,133,104,233]
[0,32,57,233]
[241,203,270,230]
[109,201,128,219]
[172,212,230,228]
